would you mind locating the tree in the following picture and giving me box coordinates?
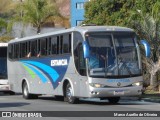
[0,17,14,42]
[131,1,160,90]
[0,0,19,41]
[0,0,17,19]
[14,0,60,33]
[84,0,136,26]
[54,0,70,28]
[0,36,13,42]
[84,0,160,90]
[0,18,7,33]
[0,18,13,42]
[0,0,14,14]
[84,0,157,27]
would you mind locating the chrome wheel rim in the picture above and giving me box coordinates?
[24,85,28,97]
[66,85,73,102]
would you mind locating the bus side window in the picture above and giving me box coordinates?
[37,39,41,57]
[26,52,31,58]
[19,43,22,58]
[8,44,13,59]
[31,40,37,57]
[45,38,48,55]
[63,34,71,54]
[41,38,47,56]
[69,34,71,53]
[60,35,63,54]
[48,37,51,55]
[20,42,27,58]
[79,44,86,76]
[14,44,20,59]
[26,41,31,58]
[14,44,16,59]
[51,36,58,55]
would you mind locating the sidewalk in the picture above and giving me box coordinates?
[121,94,160,103]
[141,93,160,103]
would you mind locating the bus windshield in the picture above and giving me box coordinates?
[86,32,141,78]
[0,47,7,79]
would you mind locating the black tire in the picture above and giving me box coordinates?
[2,91,15,95]
[22,82,38,99]
[54,96,64,101]
[9,91,15,95]
[64,83,79,104]
[108,97,120,104]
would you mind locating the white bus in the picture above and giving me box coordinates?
[0,43,14,94]
[7,26,150,103]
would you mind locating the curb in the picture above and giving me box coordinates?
[141,98,160,103]
[121,97,160,103]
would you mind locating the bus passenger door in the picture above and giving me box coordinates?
[78,44,86,76]
[78,44,88,97]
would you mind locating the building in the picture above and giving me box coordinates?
[70,0,89,27]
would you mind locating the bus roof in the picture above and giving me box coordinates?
[0,43,8,47]
[8,26,134,43]
[75,25,134,32]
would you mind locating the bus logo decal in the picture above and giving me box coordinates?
[117,82,121,87]
[23,63,48,83]
[20,57,70,89]
[51,59,68,66]
[21,61,60,85]
[22,64,36,79]
[108,79,130,83]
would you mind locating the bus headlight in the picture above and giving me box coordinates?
[89,83,105,88]
[132,82,143,86]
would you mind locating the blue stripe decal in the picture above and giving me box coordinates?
[23,63,48,83]
[22,61,59,82]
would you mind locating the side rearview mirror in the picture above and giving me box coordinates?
[140,40,150,58]
[83,41,90,58]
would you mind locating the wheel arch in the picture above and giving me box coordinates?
[62,78,74,97]
[21,78,30,93]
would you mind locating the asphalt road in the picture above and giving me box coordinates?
[0,94,160,120]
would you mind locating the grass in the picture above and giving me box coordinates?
[141,94,160,99]
[141,86,160,100]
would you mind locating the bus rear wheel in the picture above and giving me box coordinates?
[108,97,120,104]
[22,82,38,99]
[9,91,15,95]
[54,95,64,101]
[64,83,79,104]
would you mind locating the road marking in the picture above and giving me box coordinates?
[0,98,7,100]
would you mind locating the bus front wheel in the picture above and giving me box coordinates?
[22,82,38,99]
[64,83,79,104]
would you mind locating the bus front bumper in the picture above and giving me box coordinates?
[88,86,142,98]
[0,85,10,92]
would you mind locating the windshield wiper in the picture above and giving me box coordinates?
[118,54,132,76]
[102,48,109,77]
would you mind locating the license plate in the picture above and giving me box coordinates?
[114,90,124,95]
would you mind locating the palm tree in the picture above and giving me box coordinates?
[0,18,13,42]
[131,1,160,90]
[0,0,14,14]
[0,18,7,32]
[14,0,61,33]
[0,0,18,38]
